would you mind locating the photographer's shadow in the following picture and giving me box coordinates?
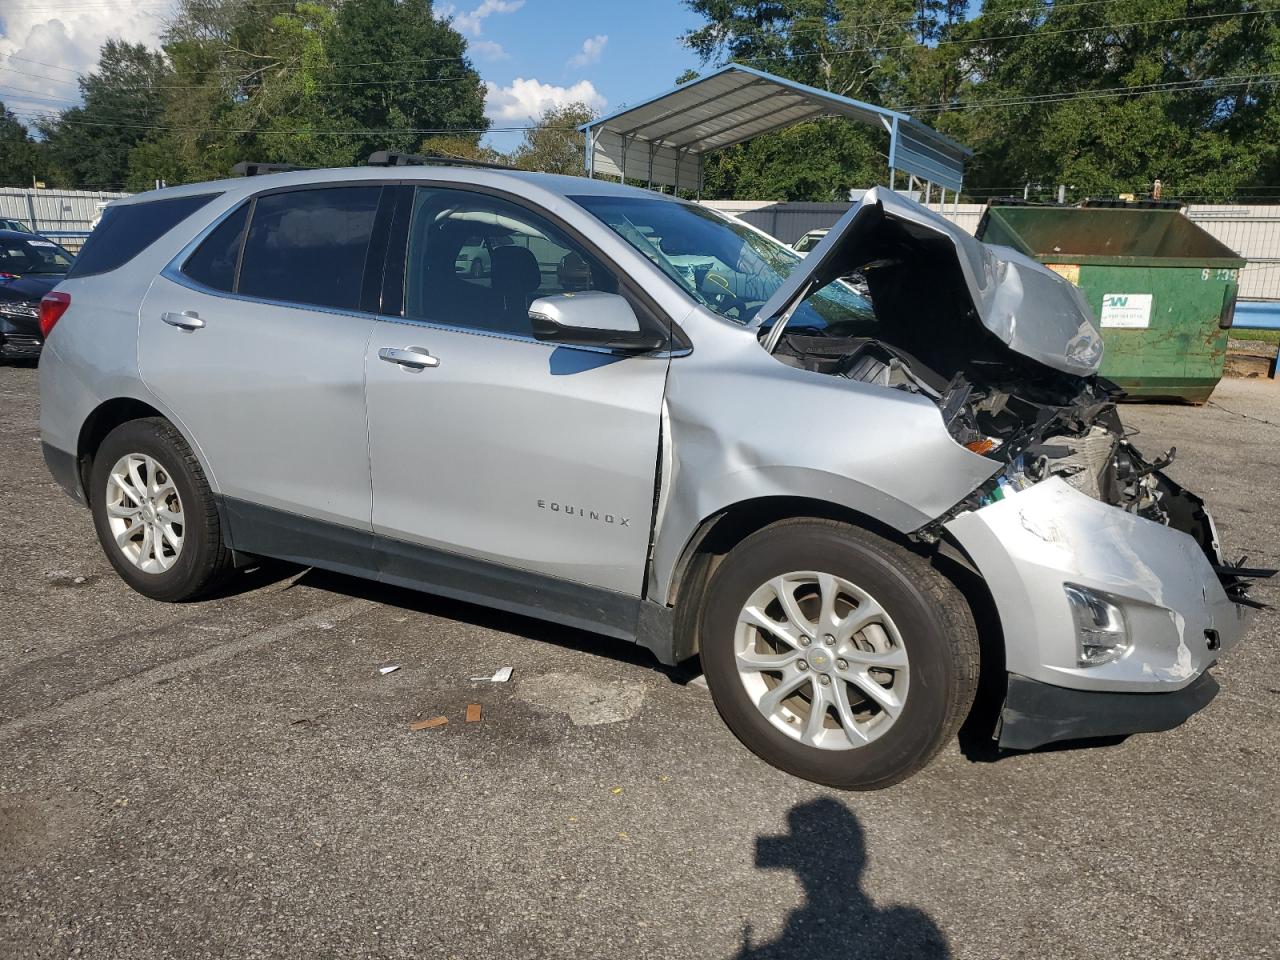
[735,798,951,960]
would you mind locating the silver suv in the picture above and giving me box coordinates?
[38,168,1263,788]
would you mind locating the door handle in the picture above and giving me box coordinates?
[378,346,440,369]
[161,310,204,331]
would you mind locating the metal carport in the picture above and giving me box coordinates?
[579,63,971,202]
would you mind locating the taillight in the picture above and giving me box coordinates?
[39,291,71,338]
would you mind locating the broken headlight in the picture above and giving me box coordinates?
[1064,583,1130,666]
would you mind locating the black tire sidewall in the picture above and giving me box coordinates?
[701,523,962,789]
[89,420,213,602]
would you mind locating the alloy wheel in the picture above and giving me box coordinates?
[734,571,909,750]
[105,452,185,574]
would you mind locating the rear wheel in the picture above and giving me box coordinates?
[89,418,232,601]
[699,519,978,789]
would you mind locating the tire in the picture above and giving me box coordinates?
[89,417,232,601]
[699,519,978,790]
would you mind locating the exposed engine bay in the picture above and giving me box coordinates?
[763,202,1271,603]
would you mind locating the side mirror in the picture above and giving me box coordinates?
[529,291,665,352]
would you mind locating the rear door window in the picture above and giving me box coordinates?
[68,193,218,278]
[237,186,381,311]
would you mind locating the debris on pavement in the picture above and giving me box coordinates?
[378,664,401,676]
[469,666,513,682]
[466,703,482,723]
[409,716,447,731]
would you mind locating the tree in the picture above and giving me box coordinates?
[510,102,595,176]
[125,0,487,186]
[326,0,488,162]
[934,0,1280,201]
[0,102,42,187]
[681,0,932,199]
[702,119,883,201]
[132,0,354,187]
[683,0,1280,201]
[36,40,172,189]
[418,133,504,164]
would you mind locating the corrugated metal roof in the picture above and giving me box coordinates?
[580,63,971,192]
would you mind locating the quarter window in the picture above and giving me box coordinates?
[238,186,381,311]
[181,202,249,293]
[67,193,218,279]
[403,187,617,337]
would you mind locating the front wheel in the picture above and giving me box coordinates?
[699,519,979,789]
[89,418,232,601]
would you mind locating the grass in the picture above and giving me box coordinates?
[1230,329,1280,345]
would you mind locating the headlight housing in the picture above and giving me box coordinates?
[1064,583,1130,666]
[0,302,38,319]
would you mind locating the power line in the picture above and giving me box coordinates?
[906,70,1280,113]
[743,8,1275,63]
[8,108,575,137]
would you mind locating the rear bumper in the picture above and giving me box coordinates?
[42,441,83,504]
[998,671,1219,750]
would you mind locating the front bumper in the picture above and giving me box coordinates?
[1,309,42,358]
[946,477,1252,694]
[997,671,1219,750]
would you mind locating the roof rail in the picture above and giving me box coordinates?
[231,161,310,177]
[366,150,513,171]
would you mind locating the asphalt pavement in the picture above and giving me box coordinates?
[2,363,1277,960]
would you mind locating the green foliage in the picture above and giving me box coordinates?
[17,0,487,189]
[684,0,1280,202]
[0,102,43,186]
[703,120,883,200]
[35,40,171,189]
[418,134,505,164]
[326,0,488,162]
[936,0,1280,201]
[509,102,596,176]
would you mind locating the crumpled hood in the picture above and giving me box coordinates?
[756,186,1103,377]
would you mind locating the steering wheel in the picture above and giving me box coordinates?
[700,273,750,317]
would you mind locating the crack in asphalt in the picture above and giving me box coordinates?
[0,597,373,743]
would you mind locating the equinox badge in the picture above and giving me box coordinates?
[537,499,630,527]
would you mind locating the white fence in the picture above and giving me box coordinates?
[703,199,1280,301]
[3,187,1277,300]
[0,188,130,247]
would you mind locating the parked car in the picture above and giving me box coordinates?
[792,228,828,255]
[0,229,75,360]
[0,218,32,233]
[38,171,1265,788]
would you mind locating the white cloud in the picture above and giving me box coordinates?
[569,35,608,69]
[445,0,524,36]
[0,0,173,125]
[469,39,509,61]
[484,77,606,124]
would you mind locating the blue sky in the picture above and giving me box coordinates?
[0,0,708,151]
[444,0,706,149]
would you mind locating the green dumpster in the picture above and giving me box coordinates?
[976,203,1245,402]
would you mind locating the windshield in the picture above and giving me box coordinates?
[0,236,74,275]
[571,195,873,331]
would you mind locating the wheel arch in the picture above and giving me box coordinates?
[661,498,1003,685]
[661,496,929,664]
[76,396,217,501]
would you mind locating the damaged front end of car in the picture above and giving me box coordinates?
[752,186,1272,750]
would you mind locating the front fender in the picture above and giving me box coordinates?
[650,322,1000,600]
